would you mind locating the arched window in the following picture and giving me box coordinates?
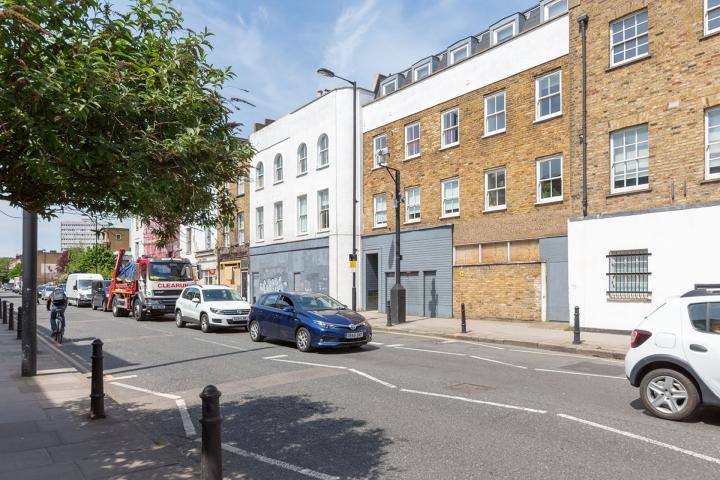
[274,154,283,183]
[297,143,307,175]
[317,134,329,167]
[256,162,264,189]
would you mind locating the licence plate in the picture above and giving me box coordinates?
[232,316,248,322]
[345,331,364,339]
[151,305,165,310]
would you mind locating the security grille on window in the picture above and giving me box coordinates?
[607,250,651,299]
[274,202,283,238]
[441,108,459,147]
[374,194,387,227]
[536,71,561,120]
[406,187,420,222]
[318,189,330,230]
[610,10,648,66]
[485,91,506,135]
[708,0,720,34]
[706,106,720,178]
[611,124,649,191]
[405,122,420,159]
[374,134,387,167]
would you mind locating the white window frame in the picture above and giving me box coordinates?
[237,176,244,195]
[317,134,329,168]
[610,124,650,193]
[273,201,283,239]
[441,178,460,218]
[256,207,264,241]
[318,189,330,231]
[273,154,283,184]
[297,143,307,176]
[484,91,506,136]
[413,63,431,81]
[223,225,230,247]
[381,78,398,95]
[405,186,421,223]
[485,168,507,211]
[535,70,562,121]
[493,21,516,44]
[707,0,720,35]
[542,0,567,21]
[610,10,649,67]
[705,106,720,179]
[237,212,245,243]
[449,43,470,65]
[441,108,460,148]
[297,195,308,234]
[536,156,563,203]
[255,162,264,190]
[373,194,388,228]
[373,134,388,168]
[404,122,420,159]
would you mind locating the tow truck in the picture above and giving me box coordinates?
[108,249,196,321]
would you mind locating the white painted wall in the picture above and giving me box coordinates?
[249,87,373,305]
[568,204,720,331]
[362,15,569,132]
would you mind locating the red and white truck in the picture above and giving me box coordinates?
[108,249,195,321]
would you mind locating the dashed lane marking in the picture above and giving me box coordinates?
[347,368,397,389]
[557,414,720,466]
[262,354,289,360]
[192,337,247,351]
[440,339,458,344]
[270,358,348,370]
[109,381,181,400]
[176,399,196,437]
[104,374,138,381]
[219,442,340,480]
[368,341,384,346]
[385,343,404,347]
[400,388,547,414]
[534,368,625,380]
[469,355,527,369]
[509,348,623,364]
[391,346,467,356]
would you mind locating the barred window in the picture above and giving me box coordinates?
[607,249,651,299]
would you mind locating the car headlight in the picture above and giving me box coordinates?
[313,319,337,329]
[146,290,154,298]
[146,299,162,306]
[209,307,221,314]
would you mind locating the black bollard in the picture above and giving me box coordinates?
[2,300,6,324]
[200,385,223,480]
[8,303,13,331]
[16,307,22,340]
[386,300,392,327]
[90,339,106,419]
[573,306,581,345]
[461,303,467,334]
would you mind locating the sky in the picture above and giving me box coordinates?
[0,0,535,257]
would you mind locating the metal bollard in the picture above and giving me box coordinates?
[461,303,467,334]
[573,306,581,345]
[2,300,6,324]
[90,339,106,419]
[8,303,13,331]
[386,300,392,327]
[16,307,22,340]
[200,385,223,480]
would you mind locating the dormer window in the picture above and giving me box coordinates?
[449,43,470,65]
[541,0,568,21]
[490,14,523,46]
[381,78,398,96]
[414,63,431,81]
[494,22,515,44]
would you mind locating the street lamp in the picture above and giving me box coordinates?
[376,150,406,325]
[317,67,358,312]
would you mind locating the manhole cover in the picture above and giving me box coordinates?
[447,383,494,394]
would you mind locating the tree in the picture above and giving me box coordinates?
[55,250,69,275]
[0,0,253,244]
[65,245,116,278]
[8,261,22,279]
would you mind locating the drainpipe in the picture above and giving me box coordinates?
[578,15,589,217]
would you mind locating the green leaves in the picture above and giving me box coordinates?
[0,0,253,245]
[64,245,116,278]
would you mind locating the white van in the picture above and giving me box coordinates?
[65,273,104,307]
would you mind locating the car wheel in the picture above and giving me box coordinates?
[175,310,186,328]
[295,327,313,353]
[640,368,700,421]
[111,297,125,317]
[249,320,264,342]
[200,314,211,333]
[133,301,145,322]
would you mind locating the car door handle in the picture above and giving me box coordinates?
[690,344,708,353]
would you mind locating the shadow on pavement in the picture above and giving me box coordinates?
[629,398,720,425]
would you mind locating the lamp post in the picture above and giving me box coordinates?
[317,68,358,312]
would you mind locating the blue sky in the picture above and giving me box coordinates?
[0,0,535,257]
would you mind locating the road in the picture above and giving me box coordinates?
[26,299,720,479]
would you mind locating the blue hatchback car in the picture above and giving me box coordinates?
[248,292,372,352]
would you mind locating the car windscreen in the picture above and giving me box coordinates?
[148,262,193,281]
[78,280,93,289]
[203,289,242,302]
[295,294,346,311]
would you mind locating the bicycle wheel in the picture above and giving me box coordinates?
[57,326,64,345]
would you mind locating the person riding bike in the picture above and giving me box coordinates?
[49,287,68,338]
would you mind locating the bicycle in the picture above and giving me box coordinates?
[55,323,64,345]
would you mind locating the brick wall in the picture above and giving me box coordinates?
[231,178,250,245]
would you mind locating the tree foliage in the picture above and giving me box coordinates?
[65,245,116,278]
[55,249,69,274]
[0,257,12,282]
[8,261,22,279]
[0,0,253,244]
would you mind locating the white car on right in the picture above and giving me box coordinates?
[625,287,720,421]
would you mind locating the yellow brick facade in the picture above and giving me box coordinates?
[219,177,250,291]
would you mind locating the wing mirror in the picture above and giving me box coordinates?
[192,297,200,304]
[282,306,295,314]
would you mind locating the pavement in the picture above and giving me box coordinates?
[363,311,630,359]
[0,294,198,480]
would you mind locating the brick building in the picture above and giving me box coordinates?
[218,176,251,299]
[101,227,129,252]
[567,0,720,330]
[361,1,574,320]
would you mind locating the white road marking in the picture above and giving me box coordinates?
[469,355,527,369]
[262,354,289,360]
[220,442,339,480]
[440,339,458,344]
[510,348,623,364]
[385,343,404,347]
[557,414,720,465]
[400,388,547,414]
[176,399,196,437]
[71,340,94,346]
[37,335,88,373]
[109,381,181,400]
[347,368,396,389]
[368,341,384,346]
[37,367,76,374]
[377,331,506,350]
[270,358,348,370]
[193,337,247,351]
[106,374,138,381]
[534,368,625,379]
[392,346,467,356]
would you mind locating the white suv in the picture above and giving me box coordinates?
[175,285,251,333]
[625,288,720,421]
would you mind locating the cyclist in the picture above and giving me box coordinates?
[49,286,68,338]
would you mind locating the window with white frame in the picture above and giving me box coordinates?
[297,195,308,234]
[537,156,563,202]
[414,63,431,81]
[185,227,192,253]
[542,0,567,21]
[273,202,283,238]
[441,178,460,217]
[373,134,387,167]
[405,122,420,159]
[237,176,244,195]
[485,168,506,210]
[373,194,387,227]
[449,44,469,65]
[223,225,230,247]
[708,0,720,34]
[406,187,420,222]
[297,143,307,175]
[607,249,651,299]
[204,228,212,249]
[706,106,720,178]
[318,189,330,231]
[441,108,459,148]
[536,71,562,120]
[611,124,649,192]
[485,91,506,135]
[610,10,648,66]
[493,22,515,44]
[273,154,283,183]
[255,207,264,241]
[237,212,245,243]
[382,79,397,95]
[256,162,264,189]
[317,134,329,168]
